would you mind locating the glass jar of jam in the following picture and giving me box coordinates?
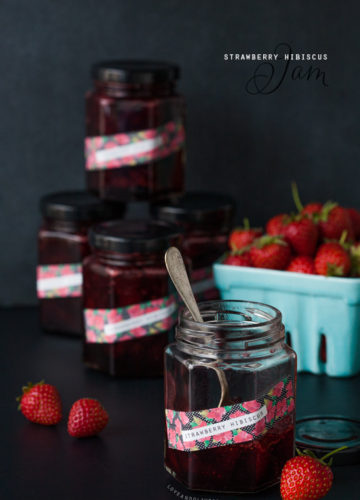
[37,191,124,336]
[83,219,182,377]
[165,300,296,494]
[152,192,235,300]
[85,60,186,202]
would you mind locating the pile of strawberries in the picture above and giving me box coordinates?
[224,184,360,277]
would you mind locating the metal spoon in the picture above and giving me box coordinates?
[165,246,230,407]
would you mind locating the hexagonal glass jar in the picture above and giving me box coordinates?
[164,300,296,494]
[85,60,185,202]
[83,219,182,376]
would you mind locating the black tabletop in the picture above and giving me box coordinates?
[2,307,360,500]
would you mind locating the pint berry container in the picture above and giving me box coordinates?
[214,264,360,377]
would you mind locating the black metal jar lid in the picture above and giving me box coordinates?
[152,192,236,231]
[40,191,125,222]
[296,415,360,465]
[89,219,182,254]
[92,60,180,85]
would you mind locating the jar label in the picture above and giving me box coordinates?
[37,264,83,298]
[85,295,177,343]
[191,266,218,301]
[85,120,185,171]
[166,376,294,452]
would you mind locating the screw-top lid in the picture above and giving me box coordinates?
[92,60,180,85]
[40,191,125,222]
[89,219,182,254]
[296,416,360,465]
[152,192,236,231]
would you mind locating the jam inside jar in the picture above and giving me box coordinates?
[164,300,296,494]
[37,191,124,336]
[153,192,235,300]
[85,60,186,202]
[83,219,182,377]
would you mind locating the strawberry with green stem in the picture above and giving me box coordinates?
[228,218,262,251]
[266,184,319,256]
[292,182,323,217]
[292,182,354,242]
[250,235,291,270]
[318,202,354,242]
[314,231,351,277]
[17,380,62,425]
[284,215,319,256]
[280,446,347,500]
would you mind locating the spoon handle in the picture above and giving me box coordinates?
[165,247,203,323]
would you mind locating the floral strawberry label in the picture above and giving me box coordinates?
[85,120,185,171]
[191,266,218,301]
[85,295,178,343]
[37,264,83,298]
[166,376,294,452]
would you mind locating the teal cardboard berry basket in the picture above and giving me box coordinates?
[213,262,360,377]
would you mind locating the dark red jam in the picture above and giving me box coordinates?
[85,61,185,202]
[83,219,182,377]
[152,192,235,300]
[37,191,124,336]
[164,301,296,494]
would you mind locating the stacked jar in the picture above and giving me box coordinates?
[36,60,237,380]
[37,61,186,341]
[37,191,125,336]
[81,60,187,376]
[85,60,186,202]
[82,220,182,377]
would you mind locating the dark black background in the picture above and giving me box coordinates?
[1,0,359,305]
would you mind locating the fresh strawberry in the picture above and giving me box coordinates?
[291,182,323,219]
[317,202,354,242]
[314,241,351,276]
[347,208,360,238]
[266,214,287,236]
[68,398,109,438]
[228,219,262,250]
[301,202,323,217]
[287,256,315,274]
[292,183,354,241]
[17,381,62,425]
[280,447,346,500]
[250,236,291,270]
[284,216,318,256]
[223,252,252,267]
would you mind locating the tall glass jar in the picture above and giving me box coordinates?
[164,300,296,494]
[83,219,182,377]
[37,191,124,336]
[85,60,186,202]
[153,192,235,300]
